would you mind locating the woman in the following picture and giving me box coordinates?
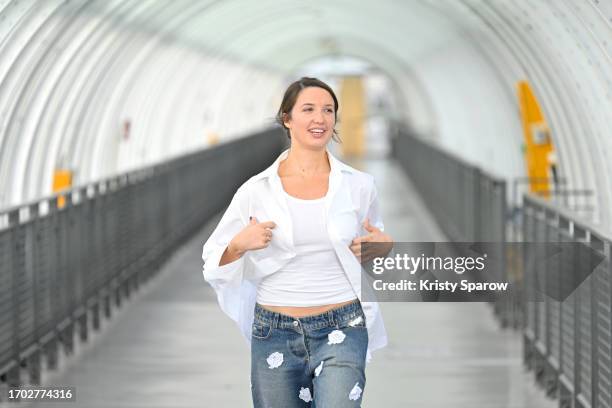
[202,77,393,407]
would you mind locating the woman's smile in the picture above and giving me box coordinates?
[309,128,327,138]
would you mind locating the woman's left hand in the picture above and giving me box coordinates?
[350,219,393,263]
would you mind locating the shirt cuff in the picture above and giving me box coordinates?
[203,246,245,288]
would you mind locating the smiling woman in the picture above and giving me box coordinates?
[202,77,393,407]
[276,77,342,144]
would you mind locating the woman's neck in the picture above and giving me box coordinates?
[285,147,330,177]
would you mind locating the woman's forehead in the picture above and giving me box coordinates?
[295,87,334,105]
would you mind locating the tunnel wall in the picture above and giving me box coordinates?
[403,1,612,228]
[0,0,610,230]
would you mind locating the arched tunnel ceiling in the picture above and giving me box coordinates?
[94,0,473,72]
[95,0,610,226]
[0,0,611,229]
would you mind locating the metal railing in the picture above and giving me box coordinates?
[391,126,611,408]
[391,129,506,244]
[391,128,510,318]
[0,129,286,391]
[523,195,611,408]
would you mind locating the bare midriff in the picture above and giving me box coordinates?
[259,298,357,318]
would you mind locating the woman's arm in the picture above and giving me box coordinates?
[349,176,393,262]
[219,243,243,266]
[202,187,249,286]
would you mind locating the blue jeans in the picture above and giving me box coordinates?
[251,298,368,407]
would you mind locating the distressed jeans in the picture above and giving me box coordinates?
[251,298,368,407]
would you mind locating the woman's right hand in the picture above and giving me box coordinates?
[228,217,277,256]
[219,217,276,266]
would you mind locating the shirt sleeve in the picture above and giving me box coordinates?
[362,176,385,232]
[201,185,250,292]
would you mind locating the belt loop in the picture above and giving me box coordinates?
[273,312,279,329]
[254,303,261,321]
[328,309,335,328]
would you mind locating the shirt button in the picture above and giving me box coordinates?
[293,320,299,327]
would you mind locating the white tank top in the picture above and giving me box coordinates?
[255,191,356,306]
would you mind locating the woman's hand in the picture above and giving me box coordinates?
[230,217,276,254]
[349,219,393,263]
[220,217,276,265]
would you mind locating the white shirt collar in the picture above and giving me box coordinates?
[251,147,356,183]
[251,147,355,248]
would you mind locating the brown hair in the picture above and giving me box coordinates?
[275,77,341,142]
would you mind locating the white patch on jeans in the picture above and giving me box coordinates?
[348,382,363,400]
[299,387,313,402]
[327,329,346,345]
[348,316,363,327]
[267,352,284,369]
[314,361,324,377]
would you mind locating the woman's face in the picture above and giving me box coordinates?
[284,86,336,150]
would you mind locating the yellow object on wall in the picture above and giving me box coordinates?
[517,81,555,198]
[339,76,366,157]
[53,169,72,208]
[207,132,219,146]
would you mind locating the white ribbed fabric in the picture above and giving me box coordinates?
[255,191,355,306]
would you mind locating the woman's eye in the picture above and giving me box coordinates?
[302,107,333,113]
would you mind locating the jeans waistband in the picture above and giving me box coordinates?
[254,298,363,331]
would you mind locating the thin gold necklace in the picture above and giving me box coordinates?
[289,152,326,179]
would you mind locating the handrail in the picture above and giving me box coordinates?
[0,128,286,390]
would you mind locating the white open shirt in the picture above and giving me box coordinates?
[201,148,388,363]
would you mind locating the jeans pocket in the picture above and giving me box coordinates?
[251,321,273,340]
